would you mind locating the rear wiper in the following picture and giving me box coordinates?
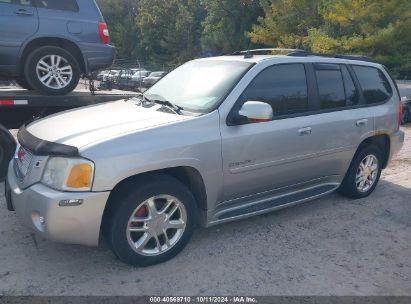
[143,95,183,114]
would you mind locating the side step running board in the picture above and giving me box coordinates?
[217,184,337,221]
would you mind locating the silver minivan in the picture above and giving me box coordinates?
[5,50,404,266]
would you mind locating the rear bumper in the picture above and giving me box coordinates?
[387,130,405,166]
[6,162,110,246]
[80,43,115,73]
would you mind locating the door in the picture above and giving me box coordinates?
[220,63,320,201]
[0,0,38,73]
[302,64,374,180]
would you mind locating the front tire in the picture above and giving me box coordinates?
[339,144,383,199]
[24,46,81,95]
[103,174,196,266]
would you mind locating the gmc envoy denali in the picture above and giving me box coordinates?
[5,50,404,266]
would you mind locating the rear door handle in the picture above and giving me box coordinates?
[356,119,368,127]
[298,127,312,136]
[14,9,34,16]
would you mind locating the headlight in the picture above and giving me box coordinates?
[41,157,94,192]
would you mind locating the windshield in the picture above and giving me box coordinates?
[145,60,252,113]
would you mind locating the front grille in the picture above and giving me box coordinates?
[14,145,34,178]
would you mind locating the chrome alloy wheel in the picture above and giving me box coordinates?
[356,154,379,193]
[126,195,187,256]
[36,55,73,89]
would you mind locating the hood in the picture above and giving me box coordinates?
[26,100,191,149]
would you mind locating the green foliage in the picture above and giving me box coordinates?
[97,0,410,77]
[136,0,205,65]
[247,0,323,48]
[249,0,411,77]
[96,0,140,59]
[201,0,263,54]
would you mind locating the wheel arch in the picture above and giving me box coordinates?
[359,134,391,169]
[19,37,87,75]
[101,166,208,235]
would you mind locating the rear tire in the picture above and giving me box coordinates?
[24,46,81,95]
[339,144,383,199]
[103,174,196,266]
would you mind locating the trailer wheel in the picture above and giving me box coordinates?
[0,127,16,182]
[25,46,81,95]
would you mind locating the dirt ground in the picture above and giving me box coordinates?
[0,126,410,296]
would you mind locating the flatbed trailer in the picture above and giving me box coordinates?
[0,88,138,181]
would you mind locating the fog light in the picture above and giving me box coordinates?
[59,199,84,207]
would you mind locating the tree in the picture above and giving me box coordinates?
[201,0,263,55]
[96,0,140,60]
[247,0,323,49]
[248,0,411,77]
[136,0,205,65]
[309,0,411,77]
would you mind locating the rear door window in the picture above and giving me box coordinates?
[341,65,359,106]
[315,65,346,109]
[352,65,393,104]
[240,64,309,116]
[34,0,78,12]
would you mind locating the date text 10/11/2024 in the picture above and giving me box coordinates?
[149,297,258,303]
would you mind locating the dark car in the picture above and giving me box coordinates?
[117,70,150,91]
[0,0,115,95]
[142,71,167,88]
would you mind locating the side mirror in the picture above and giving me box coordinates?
[234,101,273,124]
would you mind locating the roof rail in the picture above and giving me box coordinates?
[230,48,374,63]
[287,51,374,62]
[232,48,309,58]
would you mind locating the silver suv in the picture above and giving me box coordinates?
[5,50,404,266]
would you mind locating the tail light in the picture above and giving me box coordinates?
[98,22,110,44]
[398,100,403,128]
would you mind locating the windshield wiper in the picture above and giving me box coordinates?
[143,95,183,114]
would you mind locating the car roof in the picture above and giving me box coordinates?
[196,55,382,68]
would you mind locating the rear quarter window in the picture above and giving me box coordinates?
[34,0,79,12]
[352,65,393,104]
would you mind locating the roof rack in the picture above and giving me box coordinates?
[232,48,374,63]
[289,51,375,62]
[232,48,308,58]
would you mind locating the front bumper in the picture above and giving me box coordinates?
[6,162,110,246]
